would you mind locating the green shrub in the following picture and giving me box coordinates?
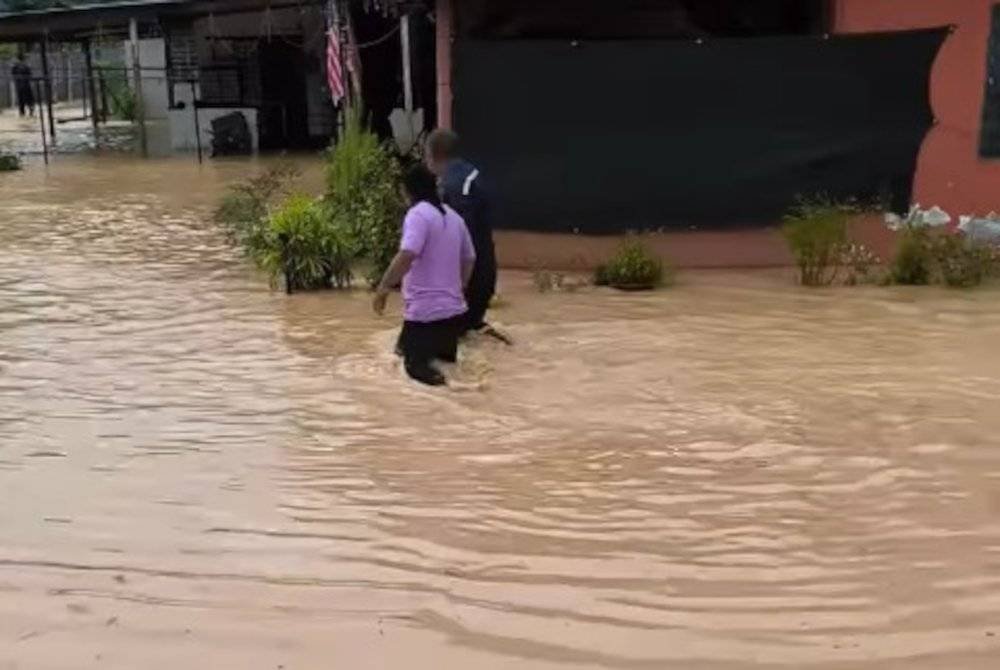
[595,239,666,289]
[0,152,21,172]
[781,198,853,286]
[325,105,404,286]
[890,227,935,285]
[214,164,298,250]
[931,235,996,288]
[254,194,355,292]
[214,165,356,292]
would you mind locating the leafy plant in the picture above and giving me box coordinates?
[931,235,996,288]
[214,165,356,292]
[891,227,935,285]
[214,164,298,249]
[0,152,21,172]
[254,194,355,292]
[325,105,404,286]
[885,205,951,285]
[595,238,667,289]
[781,197,854,286]
[841,243,882,286]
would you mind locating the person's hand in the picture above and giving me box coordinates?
[372,288,389,316]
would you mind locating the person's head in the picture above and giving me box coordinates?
[425,128,460,176]
[402,163,444,214]
[16,51,26,62]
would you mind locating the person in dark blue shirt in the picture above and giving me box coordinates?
[425,129,510,344]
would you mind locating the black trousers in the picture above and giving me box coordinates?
[397,314,465,386]
[16,87,34,117]
[463,270,496,333]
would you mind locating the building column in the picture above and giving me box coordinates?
[435,0,453,129]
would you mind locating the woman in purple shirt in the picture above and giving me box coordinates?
[373,165,476,386]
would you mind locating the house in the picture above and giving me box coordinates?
[0,0,339,153]
[425,0,998,237]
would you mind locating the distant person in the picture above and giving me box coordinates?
[11,54,35,118]
[425,129,510,343]
[373,164,476,386]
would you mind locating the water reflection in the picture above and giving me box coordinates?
[2,156,1000,668]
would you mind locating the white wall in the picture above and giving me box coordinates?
[168,83,258,153]
[123,37,169,120]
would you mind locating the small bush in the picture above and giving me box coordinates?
[0,152,21,172]
[890,227,935,285]
[596,239,666,289]
[931,235,996,288]
[841,243,882,286]
[214,164,298,249]
[782,198,853,286]
[325,106,404,286]
[254,195,355,292]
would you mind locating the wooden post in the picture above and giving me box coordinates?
[83,40,100,141]
[434,0,453,129]
[401,13,414,112]
[129,17,148,157]
[40,36,56,142]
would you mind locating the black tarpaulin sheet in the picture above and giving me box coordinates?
[453,29,948,233]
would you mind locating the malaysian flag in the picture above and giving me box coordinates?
[326,28,346,106]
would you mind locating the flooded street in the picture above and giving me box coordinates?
[2,156,1000,669]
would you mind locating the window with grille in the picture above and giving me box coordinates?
[980,4,1000,158]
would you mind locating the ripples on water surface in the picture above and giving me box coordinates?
[2,157,1000,669]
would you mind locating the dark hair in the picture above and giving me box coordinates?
[402,164,445,214]
[426,128,459,161]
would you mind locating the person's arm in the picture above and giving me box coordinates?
[373,250,416,315]
[373,208,425,315]
[460,217,477,289]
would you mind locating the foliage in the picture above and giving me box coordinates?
[325,105,404,286]
[930,235,997,288]
[841,242,882,286]
[254,195,355,292]
[891,226,935,285]
[0,152,21,172]
[95,66,137,122]
[781,197,854,286]
[215,165,357,292]
[883,205,1000,288]
[595,238,667,289]
[885,205,952,286]
[214,164,298,249]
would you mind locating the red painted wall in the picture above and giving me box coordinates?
[836,0,1000,216]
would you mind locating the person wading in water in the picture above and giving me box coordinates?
[373,164,477,386]
[11,53,35,118]
[425,129,511,344]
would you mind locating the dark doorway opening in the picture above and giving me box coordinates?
[258,40,309,150]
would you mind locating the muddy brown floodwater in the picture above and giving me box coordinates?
[2,156,1000,669]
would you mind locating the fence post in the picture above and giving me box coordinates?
[130,17,148,157]
[83,39,100,142]
[41,35,56,143]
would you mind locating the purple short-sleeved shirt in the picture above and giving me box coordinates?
[400,201,476,323]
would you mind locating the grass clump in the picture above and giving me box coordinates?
[781,197,854,286]
[595,238,667,290]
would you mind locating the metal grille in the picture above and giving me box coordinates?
[981,4,1000,158]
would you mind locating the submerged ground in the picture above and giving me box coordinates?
[2,156,1000,669]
